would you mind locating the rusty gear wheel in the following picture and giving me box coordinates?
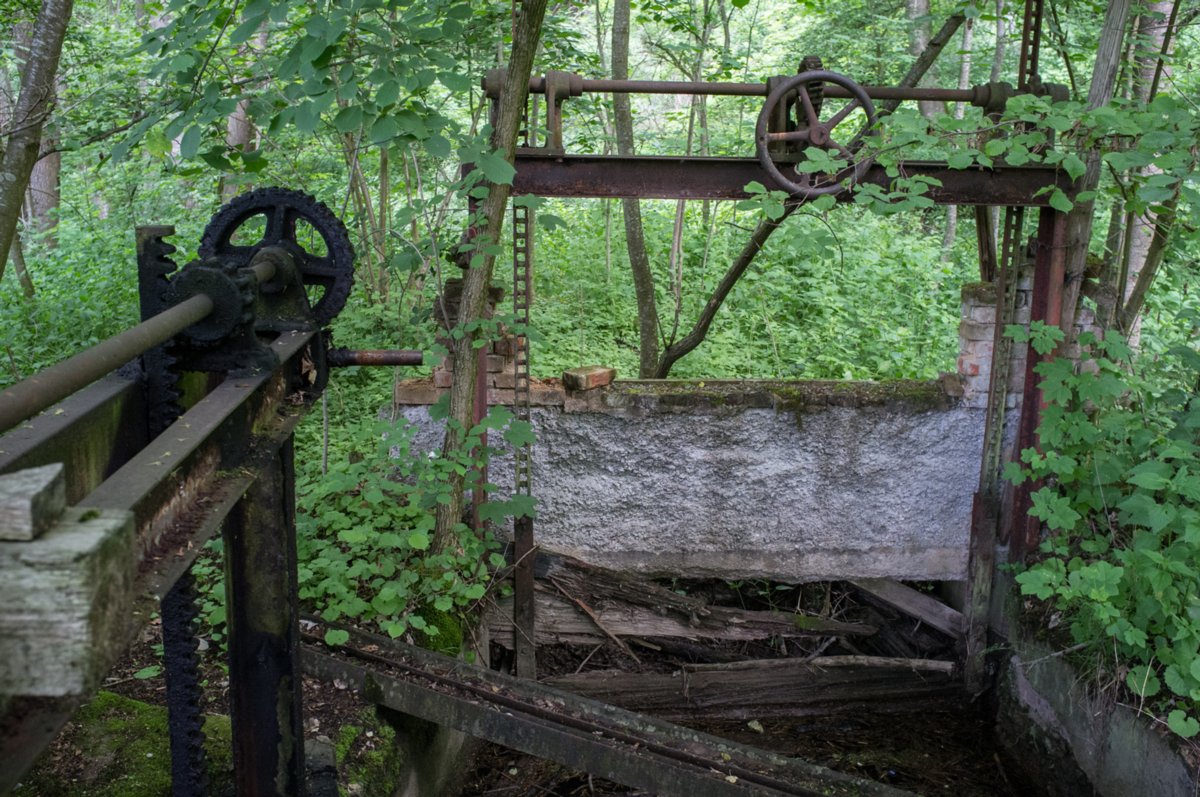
[200,188,355,326]
[755,70,877,198]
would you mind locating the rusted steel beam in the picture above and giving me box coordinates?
[1008,208,1068,562]
[225,440,306,797]
[327,348,423,367]
[301,624,909,797]
[509,155,1076,206]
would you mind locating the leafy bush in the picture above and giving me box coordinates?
[1007,319,1200,738]
[296,406,532,646]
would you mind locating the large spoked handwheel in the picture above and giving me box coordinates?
[755,70,878,198]
[200,188,355,326]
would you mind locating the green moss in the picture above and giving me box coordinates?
[960,281,997,304]
[339,709,403,796]
[417,607,464,656]
[17,691,233,797]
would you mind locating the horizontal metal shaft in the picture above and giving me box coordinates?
[0,294,213,433]
[525,76,975,103]
[0,251,282,434]
[327,349,423,367]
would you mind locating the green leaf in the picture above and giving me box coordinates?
[407,531,431,550]
[1048,188,1073,213]
[1126,665,1160,697]
[477,151,516,185]
[179,125,202,159]
[324,629,350,647]
[333,105,363,133]
[1168,710,1200,739]
[947,151,972,169]
[439,72,472,91]
[134,665,162,680]
[1062,153,1086,180]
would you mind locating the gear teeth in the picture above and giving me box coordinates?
[162,571,210,797]
[200,187,355,326]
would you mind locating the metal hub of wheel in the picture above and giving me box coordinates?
[755,70,878,198]
[199,188,355,325]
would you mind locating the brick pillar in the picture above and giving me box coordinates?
[431,278,520,392]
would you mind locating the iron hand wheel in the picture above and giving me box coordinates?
[755,70,878,198]
[199,188,355,326]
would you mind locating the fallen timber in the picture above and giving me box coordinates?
[489,553,875,649]
[300,620,911,797]
[544,657,963,722]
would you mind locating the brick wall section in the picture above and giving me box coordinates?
[957,268,1033,410]
[430,277,521,391]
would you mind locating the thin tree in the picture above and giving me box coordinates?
[432,0,549,553]
[0,0,73,279]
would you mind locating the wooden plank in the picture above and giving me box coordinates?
[850,579,963,638]
[0,463,65,540]
[545,656,963,721]
[302,625,911,797]
[488,590,874,648]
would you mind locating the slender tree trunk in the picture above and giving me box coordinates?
[612,0,660,377]
[432,0,548,553]
[0,0,73,278]
[1056,0,1133,341]
[220,98,255,202]
[942,18,974,260]
[907,0,941,119]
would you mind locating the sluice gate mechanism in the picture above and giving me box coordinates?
[0,6,1114,793]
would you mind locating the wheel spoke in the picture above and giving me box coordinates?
[825,100,861,131]
[798,85,821,130]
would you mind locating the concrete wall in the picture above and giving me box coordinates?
[397,380,984,582]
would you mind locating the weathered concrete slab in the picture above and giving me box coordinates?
[396,379,983,582]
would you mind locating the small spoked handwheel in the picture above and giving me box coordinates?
[755,70,878,198]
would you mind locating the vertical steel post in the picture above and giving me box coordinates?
[224,440,306,796]
[1008,207,1067,562]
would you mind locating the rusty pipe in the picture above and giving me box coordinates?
[327,349,423,367]
[0,293,214,433]
[0,249,284,434]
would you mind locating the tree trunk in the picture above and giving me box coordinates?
[906,0,941,119]
[1056,0,1133,342]
[220,99,255,202]
[612,0,660,377]
[941,18,974,260]
[0,0,74,279]
[431,0,548,553]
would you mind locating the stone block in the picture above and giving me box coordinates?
[492,337,516,357]
[971,305,997,323]
[433,369,453,389]
[563,366,616,392]
[959,319,994,342]
[486,355,509,373]
[0,464,66,541]
[492,371,516,389]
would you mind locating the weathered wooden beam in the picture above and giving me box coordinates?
[489,590,874,648]
[0,505,135,696]
[302,625,911,797]
[545,656,963,721]
[849,579,964,638]
[0,463,65,540]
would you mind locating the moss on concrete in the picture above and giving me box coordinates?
[337,709,407,796]
[16,691,233,796]
[603,379,949,415]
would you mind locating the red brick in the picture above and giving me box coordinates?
[562,366,616,391]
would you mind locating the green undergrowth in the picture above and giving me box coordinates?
[1008,317,1200,739]
[335,711,402,796]
[17,691,233,796]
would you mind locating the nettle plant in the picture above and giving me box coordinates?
[297,403,535,651]
[1006,319,1200,739]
